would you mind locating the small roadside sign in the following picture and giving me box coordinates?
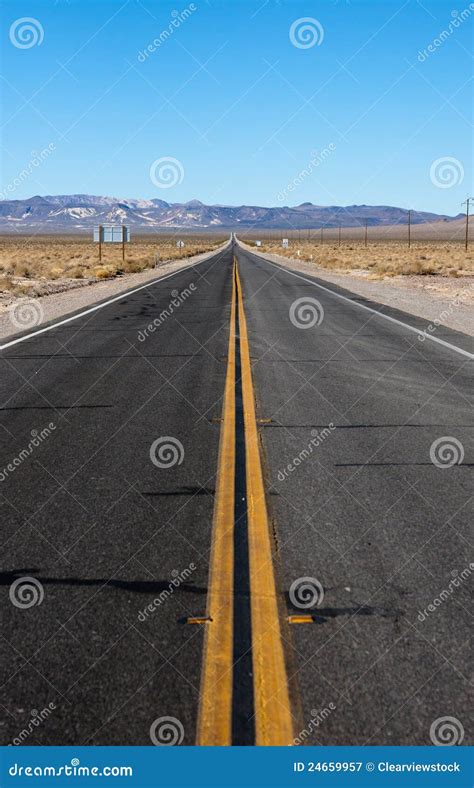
[282,238,289,248]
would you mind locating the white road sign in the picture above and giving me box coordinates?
[94,225,130,243]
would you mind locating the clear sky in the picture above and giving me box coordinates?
[1,0,472,214]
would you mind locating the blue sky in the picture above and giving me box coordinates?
[1,0,472,213]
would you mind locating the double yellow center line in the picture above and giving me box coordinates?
[196,258,294,746]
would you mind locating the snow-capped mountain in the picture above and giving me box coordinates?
[0,195,463,232]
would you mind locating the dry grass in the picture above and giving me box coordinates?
[0,235,225,298]
[254,240,474,279]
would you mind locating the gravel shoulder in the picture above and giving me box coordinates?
[0,243,228,342]
[240,242,473,336]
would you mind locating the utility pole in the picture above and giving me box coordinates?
[408,209,412,248]
[320,227,323,245]
[338,225,341,247]
[364,220,368,248]
[462,197,470,251]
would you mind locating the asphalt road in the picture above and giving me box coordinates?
[0,240,471,747]
[236,244,472,746]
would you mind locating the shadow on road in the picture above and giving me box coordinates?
[1,569,207,595]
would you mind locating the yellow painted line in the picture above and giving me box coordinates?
[187,617,212,625]
[235,262,294,746]
[196,264,236,746]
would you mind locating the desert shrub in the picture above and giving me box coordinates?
[12,262,34,278]
[68,266,85,279]
[49,266,65,279]
[122,260,147,273]
[20,283,34,294]
[0,276,14,291]
[93,266,116,279]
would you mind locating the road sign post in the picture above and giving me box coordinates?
[122,225,126,262]
[462,198,470,251]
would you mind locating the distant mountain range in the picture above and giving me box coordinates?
[0,195,463,232]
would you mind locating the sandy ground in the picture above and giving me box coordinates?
[240,243,473,337]
[249,239,473,276]
[0,243,228,343]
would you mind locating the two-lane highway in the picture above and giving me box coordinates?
[1,240,471,746]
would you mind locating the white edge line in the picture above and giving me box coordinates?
[241,244,473,361]
[0,243,231,352]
